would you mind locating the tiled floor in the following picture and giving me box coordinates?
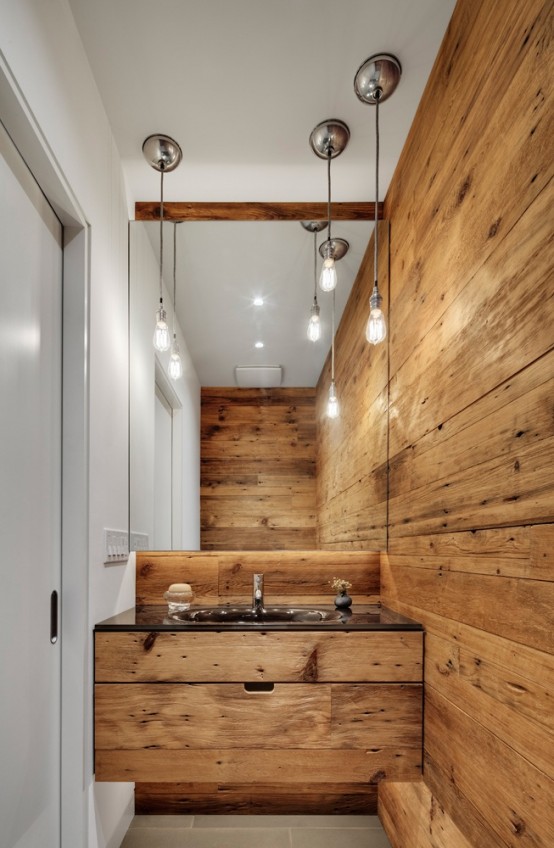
[121,815,393,847]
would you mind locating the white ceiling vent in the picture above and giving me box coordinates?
[234,366,283,388]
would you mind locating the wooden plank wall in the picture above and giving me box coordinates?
[316,0,554,845]
[201,387,317,549]
[135,549,381,606]
[316,222,389,551]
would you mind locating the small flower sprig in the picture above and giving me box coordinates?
[330,577,352,595]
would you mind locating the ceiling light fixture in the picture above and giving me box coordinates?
[142,134,182,352]
[168,223,183,380]
[255,341,264,349]
[253,296,264,307]
[301,221,327,342]
[354,54,401,345]
[309,120,350,292]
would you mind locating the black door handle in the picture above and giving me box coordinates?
[50,590,58,644]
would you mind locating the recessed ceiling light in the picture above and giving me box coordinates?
[255,341,264,349]
[253,296,264,306]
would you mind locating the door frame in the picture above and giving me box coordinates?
[155,362,184,548]
[1,52,90,848]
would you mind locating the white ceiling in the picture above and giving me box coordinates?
[68,0,455,386]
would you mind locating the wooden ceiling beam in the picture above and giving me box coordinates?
[134,201,382,222]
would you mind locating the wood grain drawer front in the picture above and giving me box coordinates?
[95,683,422,783]
[95,683,422,750]
[96,746,422,784]
[95,630,423,683]
[96,683,329,750]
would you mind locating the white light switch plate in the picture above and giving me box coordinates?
[103,529,129,564]
[130,531,150,552]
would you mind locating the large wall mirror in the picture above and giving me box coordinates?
[129,215,380,551]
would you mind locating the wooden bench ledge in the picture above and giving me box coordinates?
[379,781,474,848]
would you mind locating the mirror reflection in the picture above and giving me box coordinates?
[129,218,376,551]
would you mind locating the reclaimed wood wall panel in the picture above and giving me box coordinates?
[316,223,389,550]
[314,0,553,844]
[135,549,380,606]
[386,1,552,379]
[201,388,317,549]
[425,688,554,848]
[388,187,553,462]
[381,527,554,845]
[381,546,553,654]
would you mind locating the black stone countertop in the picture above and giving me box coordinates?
[95,604,422,632]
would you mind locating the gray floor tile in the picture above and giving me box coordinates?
[194,814,382,829]
[291,828,391,848]
[121,827,291,848]
[184,831,291,848]
[131,815,194,829]
[286,815,383,829]
[193,815,290,829]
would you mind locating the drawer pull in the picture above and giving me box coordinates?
[244,682,274,693]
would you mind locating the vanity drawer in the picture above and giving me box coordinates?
[95,630,423,683]
[95,682,423,783]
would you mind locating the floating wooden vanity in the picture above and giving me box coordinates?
[94,551,423,813]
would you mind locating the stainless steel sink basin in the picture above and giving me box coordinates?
[170,605,343,624]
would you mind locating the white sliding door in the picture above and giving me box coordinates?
[0,121,62,848]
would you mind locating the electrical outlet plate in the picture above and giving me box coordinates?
[103,529,129,564]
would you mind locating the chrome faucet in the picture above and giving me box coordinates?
[252,573,264,612]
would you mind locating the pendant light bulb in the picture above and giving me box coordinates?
[309,122,350,294]
[153,304,171,351]
[366,307,387,345]
[307,301,321,342]
[366,287,387,345]
[327,380,339,419]
[143,135,182,355]
[319,253,337,292]
[168,336,183,380]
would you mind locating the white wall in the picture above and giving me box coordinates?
[130,223,201,551]
[0,1,133,846]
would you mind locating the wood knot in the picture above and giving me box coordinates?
[510,814,526,836]
[301,647,318,681]
[140,562,153,576]
[457,175,472,205]
[143,632,158,652]
[438,659,454,676]
[369,769,386,784]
